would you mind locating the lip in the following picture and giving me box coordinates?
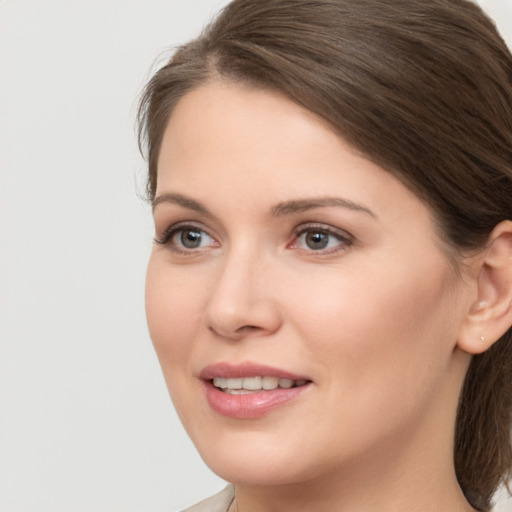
[199,361,310,381]
[200,362,312,419]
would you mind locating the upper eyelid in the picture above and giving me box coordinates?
[155,222,216,245]
[158,220,212,235]
[293,222,353,239]
[154,212,224,237]
[290,223,355,253]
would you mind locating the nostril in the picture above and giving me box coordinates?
[237,325,260,332]
[208,323,265,341]
[233,325,266,337]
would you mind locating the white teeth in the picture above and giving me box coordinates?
[212,376,308,392]
[226,378,243,389]
[214,377,227,389]
[262,376,279,390]
[278,378,294,389]
[243,376,262,390]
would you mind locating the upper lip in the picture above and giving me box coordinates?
[199,362,311,381]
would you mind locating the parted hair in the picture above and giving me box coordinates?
[138,1,512,509]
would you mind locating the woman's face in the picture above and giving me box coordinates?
[146,82,472,485]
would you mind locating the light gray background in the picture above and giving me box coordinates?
[1,1,511,511]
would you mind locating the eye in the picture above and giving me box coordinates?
[175,227,213,249]
[155,224,217,252]
[292,225,352,253]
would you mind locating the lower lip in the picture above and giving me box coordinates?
[203,381,311,419]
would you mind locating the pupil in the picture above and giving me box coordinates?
[306,231,328,249]
[181,229,202,248]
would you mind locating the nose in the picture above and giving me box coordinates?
[204,249,282,341]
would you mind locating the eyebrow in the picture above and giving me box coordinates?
[271,197,375,217]
[153,192,375,218]
[152,193,212,215]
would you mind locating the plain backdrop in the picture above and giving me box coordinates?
[1,1,511,511]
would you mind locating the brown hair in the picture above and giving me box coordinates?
[138,0,512,509]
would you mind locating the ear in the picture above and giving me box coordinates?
[458,220,512,355]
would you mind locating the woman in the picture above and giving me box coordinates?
[138,0,512,511]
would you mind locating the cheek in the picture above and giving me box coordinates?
[145,256,213,425]
[272,258,460,463]
[145,256,205,367]
[285,256,458,399]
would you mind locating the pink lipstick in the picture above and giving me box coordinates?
[200,362,312,419]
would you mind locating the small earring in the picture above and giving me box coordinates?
[480,336,486,343]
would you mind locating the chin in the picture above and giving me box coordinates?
[190,426,346,488]
[204,456,307,486]
[188,428,304,484]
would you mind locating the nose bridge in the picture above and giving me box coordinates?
[204,240,280,339]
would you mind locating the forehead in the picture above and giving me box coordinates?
[158,82,427,220]
[158,80,344,174]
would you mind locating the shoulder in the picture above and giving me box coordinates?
[180,485,235,512]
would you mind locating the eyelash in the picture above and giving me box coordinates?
[154,222,353,255]
[154,223,216,254]
[291,224,353,254]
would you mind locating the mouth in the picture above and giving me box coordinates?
[200,362,313,419]
[212,376,310,395]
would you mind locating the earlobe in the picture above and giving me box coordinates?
[457,220,512,355]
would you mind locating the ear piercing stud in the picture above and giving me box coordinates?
[480,336,486,343]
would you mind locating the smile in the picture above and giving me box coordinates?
[201,363,313,418]
[212,376,308,394]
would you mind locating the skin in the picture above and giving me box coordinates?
[146,81,480,512]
